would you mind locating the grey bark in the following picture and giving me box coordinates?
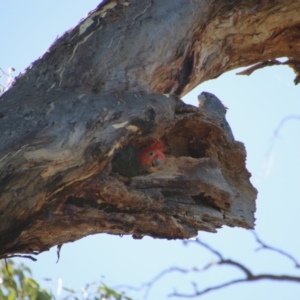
[1,0,300,258]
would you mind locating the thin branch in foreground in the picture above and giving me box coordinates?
[183,238,224,259]
[252,231,300,268]
[273,115,300,139]
[56,244,63,263]
[154,237,300,298]
[116,265,211,300]
[169,274,300,298]
[168,237,300,298]
[118,235,300,299]
[0,67,9,79]
[4,254,37,262]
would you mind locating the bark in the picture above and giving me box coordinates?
[1,0,299,258]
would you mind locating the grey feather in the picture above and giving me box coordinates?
[198,92,235,141]
[111,144,147,177]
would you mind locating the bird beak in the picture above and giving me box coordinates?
[152,158,164,167]
[147,158,164,173]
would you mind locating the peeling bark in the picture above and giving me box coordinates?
[1,0,299,258]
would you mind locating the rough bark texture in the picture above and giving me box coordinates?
[1,0,299,258]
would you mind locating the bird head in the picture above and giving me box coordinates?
[138,141,167,173]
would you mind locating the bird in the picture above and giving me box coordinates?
[111,141,167,178]
[197,92,235,141]
[197,91,228,116]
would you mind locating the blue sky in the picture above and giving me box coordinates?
[1,1,300,299]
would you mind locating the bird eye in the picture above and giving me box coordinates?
[149,152,154,156]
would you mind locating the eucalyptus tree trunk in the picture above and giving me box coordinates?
[1,0,299,258]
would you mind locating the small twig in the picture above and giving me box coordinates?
[193,239,223,260]
[236,59,300,85]
[236,59,283,76]
[3,254,37,261]
[170,278,247,298]
[252,231,300,268]
[273,115,300,139]
[169,274,300,298]
[0,67,9,79]
[56,244,63,263]
[115,266,207,300]
[142,266,202,299]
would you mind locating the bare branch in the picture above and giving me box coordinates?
[127,236,300,299]
[193,239,223,260]
[273,115,300,139]
[219,259,254,278]
[56,244,63,263]
[116,266,208,299]
[236,59,283,76]
[236,59,300,85]
[0,67,9,79]
[4,254,37,262]
[252,231,300,268]
[183,238,224,259]
[170,278,248,298]
[168,237,300,298]
[169,275,300,298]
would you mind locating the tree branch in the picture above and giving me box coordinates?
[252,231,300,268]
[273,115,300,139]
[170,275,300,298]
[236,59,284,75]
[4,255,37,262]
[127,235,300,299]
[236,59,300,85]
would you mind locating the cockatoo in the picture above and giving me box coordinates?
[111,141,167,178]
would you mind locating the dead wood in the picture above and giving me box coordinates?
[2,0,300,258]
